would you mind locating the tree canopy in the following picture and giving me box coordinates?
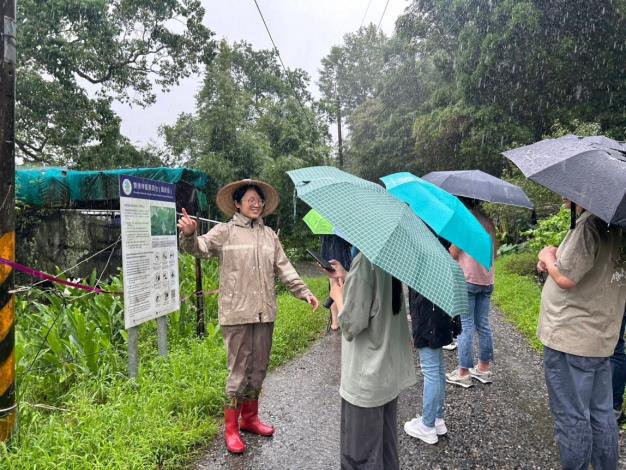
[17,0,215,167]
[162,40,330,238]
[320,0,626,182]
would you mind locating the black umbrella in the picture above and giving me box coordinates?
[421,170,534,209]
[503,135,626,227]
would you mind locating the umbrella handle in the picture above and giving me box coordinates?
[570,203,577,230]
[323,297,334,309]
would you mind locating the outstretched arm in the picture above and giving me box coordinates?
[274,238,319,311]
[178,208,224,258]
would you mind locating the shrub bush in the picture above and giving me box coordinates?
[499,251,539,278]
[524,207,569,252]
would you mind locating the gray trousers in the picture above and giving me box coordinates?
[340,397,399,470]
[221,322,274,402]
[544,347,618,470]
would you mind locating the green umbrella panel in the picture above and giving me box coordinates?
[303,209,334,235]
[287,166,468,318]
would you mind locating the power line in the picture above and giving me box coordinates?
[360,0,374,28]
[377,0,392,30]
[251,0,316,133]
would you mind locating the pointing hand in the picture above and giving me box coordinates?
[177,208,197,236]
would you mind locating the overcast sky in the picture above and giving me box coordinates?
[112,0,409,147]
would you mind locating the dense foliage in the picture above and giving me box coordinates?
[15,255,218,405]
[320,0,626,184]
[5,256,328,468]
[17,0,215,168]
[162,40,331,240]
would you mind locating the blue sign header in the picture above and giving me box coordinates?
[119,175,176,203]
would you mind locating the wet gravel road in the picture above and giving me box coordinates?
[193,306,626,469]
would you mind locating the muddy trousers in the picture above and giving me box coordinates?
[544,347,618,470]
[221,322,274,403]
[340,397,399,470]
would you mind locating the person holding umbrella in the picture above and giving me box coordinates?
[504,135,626,469]
[178,179,320,454]
[288,166,468,469]
[419,170,534,374]
[535,199,625,470]
[445,198,498,388]
[324,252,416,469]
[379,173,491,442]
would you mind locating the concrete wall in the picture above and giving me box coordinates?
[16,210,122,283]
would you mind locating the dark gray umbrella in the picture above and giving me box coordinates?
[503,135,626,227]
[421,170,533,209]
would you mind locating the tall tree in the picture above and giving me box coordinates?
[342,0,626,182]
[338,23,434,180]
[162,40,330,236]
[318,25,387,119]
[406,0,626,169]
[17,0,215,167]
[318,25,387,169]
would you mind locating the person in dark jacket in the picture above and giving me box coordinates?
[403,288,461,444]
[320,234,352,330]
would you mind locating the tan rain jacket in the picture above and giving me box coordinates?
[179,212,312,326]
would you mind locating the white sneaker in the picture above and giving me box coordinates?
[434,417,447,435]
[404,416,438,444]
[445,369,473,388]
[442,340,457,351]
[406,415,446,435]
[469,367,493,384]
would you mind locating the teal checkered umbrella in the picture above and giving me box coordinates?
[288,166,468,318]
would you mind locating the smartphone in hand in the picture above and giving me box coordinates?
[306,249,336,271]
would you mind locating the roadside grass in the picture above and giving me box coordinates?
[492,255,543,351]
[1,277,328,469]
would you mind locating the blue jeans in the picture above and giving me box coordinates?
[418,347,445,428]
[544,347,618,470]
[610,308,626,411]
[457,283,494,369]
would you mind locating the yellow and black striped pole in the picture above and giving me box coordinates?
[0,0,17,441]
[0,234,15,440]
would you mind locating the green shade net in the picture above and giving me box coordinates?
[16,167,211,211]
[16,168,70,208]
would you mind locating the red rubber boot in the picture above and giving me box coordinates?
[224,407,246,453]
[239,400,274,436]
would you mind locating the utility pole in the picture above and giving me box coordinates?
[0,0,17,442]
[336,96,343,169]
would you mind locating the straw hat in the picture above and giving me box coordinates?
[216,179,280,218]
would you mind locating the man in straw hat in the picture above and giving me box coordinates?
[178,179,319,454]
